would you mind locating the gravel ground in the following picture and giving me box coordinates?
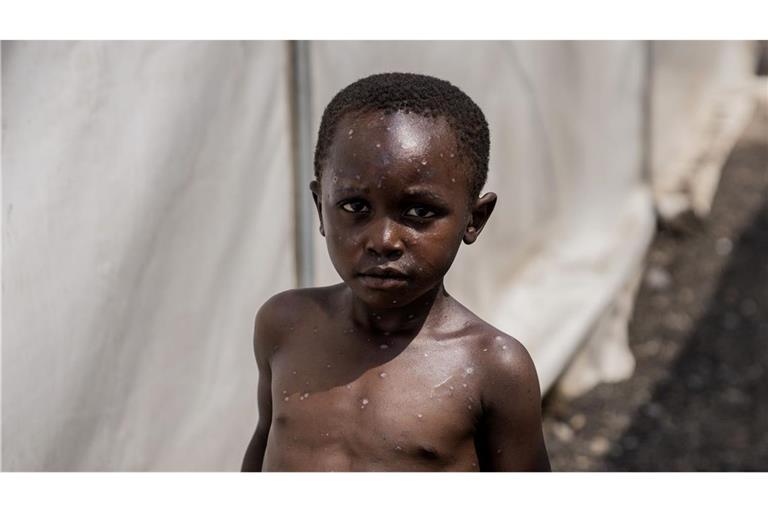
[542,95,768,471]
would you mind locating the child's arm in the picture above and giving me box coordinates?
[476,337,551,471]
[241,299,280,471]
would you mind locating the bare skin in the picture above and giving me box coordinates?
[242,110,550,471]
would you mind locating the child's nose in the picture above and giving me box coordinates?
[364,217,404,260]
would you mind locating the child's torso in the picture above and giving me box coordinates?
[262,294,485,471]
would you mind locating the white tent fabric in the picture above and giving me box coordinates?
[3,42,294,470]
[651,41,757,220]
[558,41,759,395]
[2,41,758,470]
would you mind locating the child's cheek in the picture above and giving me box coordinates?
[328,227,363,255]
[417,231,462,273]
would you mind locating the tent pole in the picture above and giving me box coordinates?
[289,40,315,288]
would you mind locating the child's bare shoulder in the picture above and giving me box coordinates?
[458,313,540,406]
[475,331,541,423]
[255,285,340,324]
[476,332,537,387]
[252,285,343,356]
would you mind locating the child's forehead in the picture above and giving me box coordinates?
[324,111,473,198]
[336,110,457,147]
[328,111,464,171]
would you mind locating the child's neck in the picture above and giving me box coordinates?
[348,282,450,337]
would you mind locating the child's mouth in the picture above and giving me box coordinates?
[357,272,409,290]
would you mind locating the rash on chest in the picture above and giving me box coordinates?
[270,360,481,463]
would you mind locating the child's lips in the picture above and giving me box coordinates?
[357,273,409,290]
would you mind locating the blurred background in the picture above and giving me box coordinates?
[2,41,766,471]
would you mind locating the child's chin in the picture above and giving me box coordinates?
[347,281,415,309]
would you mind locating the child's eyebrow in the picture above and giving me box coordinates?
[334,185,371,195]
[401,188,450,206]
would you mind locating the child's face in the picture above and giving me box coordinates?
[311,110,495,310]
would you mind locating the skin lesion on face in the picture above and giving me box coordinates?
[309,110,497,309]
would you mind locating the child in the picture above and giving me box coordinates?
[242,72,550,471]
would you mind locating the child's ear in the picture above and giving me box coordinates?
[309,180,325,237]
[463,192,497,244]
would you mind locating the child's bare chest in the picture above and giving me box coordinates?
[265,331,481,469]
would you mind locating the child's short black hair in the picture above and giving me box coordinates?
[314,72,490,198]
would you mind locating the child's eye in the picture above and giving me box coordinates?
[340,200,370,213]
[405,206,437,219]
